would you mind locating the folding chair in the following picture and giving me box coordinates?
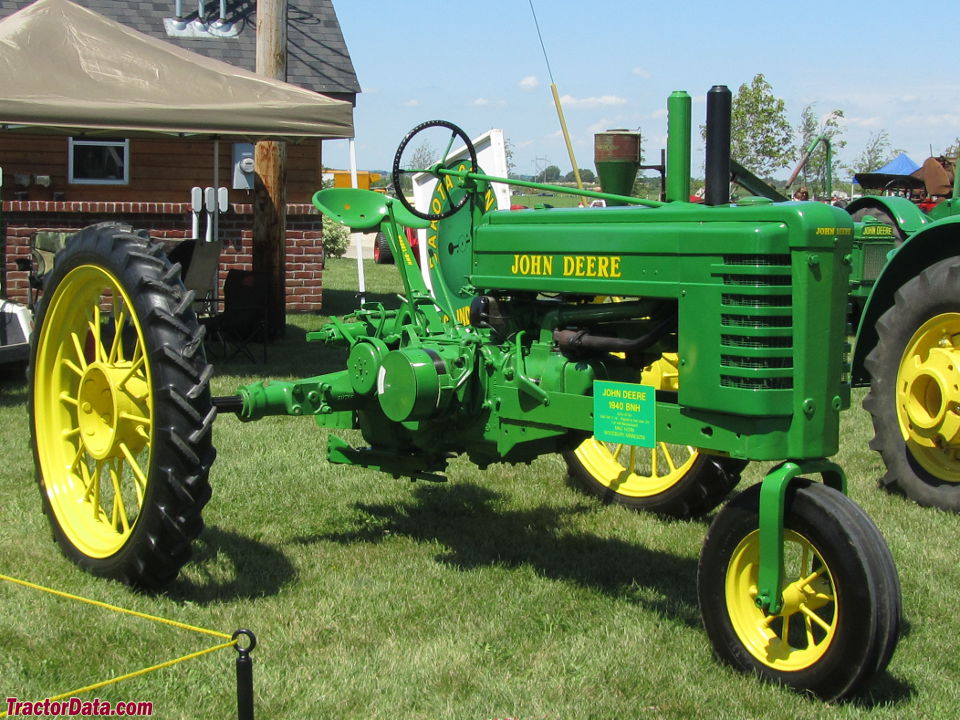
[167,238,223,316]
[200,269,272,363]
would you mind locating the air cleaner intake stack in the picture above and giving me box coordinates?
[705,85,732,206]
[594,130,641,204]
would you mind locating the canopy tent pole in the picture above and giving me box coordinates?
[213,138,219,242]
[349,138,366,304]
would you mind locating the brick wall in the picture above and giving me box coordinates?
[1,201,324,312]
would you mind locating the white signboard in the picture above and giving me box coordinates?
[410,129,511,293]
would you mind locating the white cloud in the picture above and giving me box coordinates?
[472,98,506,107]
[403,99,419,107]
[632,67,651,79]
[587,119,611,134]
[519,75,539,90]
[898,112,960,127]
[842,115,881,128]
[557,94,628,109]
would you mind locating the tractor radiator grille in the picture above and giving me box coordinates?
[722,274,792,286]
[862,244,889,282]
[722,254,791,266]
[720,334,793,349]
[717,255,794,391]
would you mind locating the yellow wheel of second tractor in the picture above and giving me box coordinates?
[29,223,215,589]
[564,353,746,518]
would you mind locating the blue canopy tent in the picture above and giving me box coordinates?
[854,153,923,191]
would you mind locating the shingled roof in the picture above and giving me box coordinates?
[0,0,359,101]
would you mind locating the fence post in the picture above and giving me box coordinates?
[232,629,257,720]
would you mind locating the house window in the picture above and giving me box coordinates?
[69,138,129,184]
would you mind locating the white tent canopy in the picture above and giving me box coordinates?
[0,0,354,140]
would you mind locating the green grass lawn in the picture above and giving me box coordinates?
[2,257,960,719]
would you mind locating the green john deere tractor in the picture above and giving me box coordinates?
[28,86,903,699]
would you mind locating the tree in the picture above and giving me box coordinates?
[563,168,596,183]
[795,104,846,198]
[537,165,561,183]
[848,130,904,175]
[504,137,517,178]
[407,141,438,171]
[728,74,795,177]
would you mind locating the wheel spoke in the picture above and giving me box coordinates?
[441,130,457,163]
[799,604,832,634]
[88,304,105,364]
[117,355,146,389]
[609,444,624,463]
[93,459,106,519]
[119,411,151,427]
[804,613,816,647]
[109,308,127,363]
[72,446,93,499]
[109,464,130,533]
[69,332,88,372]
[63,358,84,377]
[660,442,678,472]
[59,392,79,407]
[118,442,148,510]
[800,544,811,576]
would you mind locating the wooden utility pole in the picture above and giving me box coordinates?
[254,0,287,334]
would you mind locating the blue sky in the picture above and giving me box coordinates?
[322,1,959,181]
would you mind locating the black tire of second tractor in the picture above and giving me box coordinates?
[864,257,960,510]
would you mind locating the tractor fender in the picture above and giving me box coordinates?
[847,195,932,237]
[852,214,960,384]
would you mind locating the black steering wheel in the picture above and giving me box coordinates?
[391,120,478,221]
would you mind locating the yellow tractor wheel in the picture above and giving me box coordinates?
[865,258,960,510]
[564,353,745,518]
[698,480,901,699]
[29,223,215,589]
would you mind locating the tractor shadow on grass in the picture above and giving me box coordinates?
[306,482,705,630]
[0,365,28,407]
[166,525,296,604]
[302,481,916,707]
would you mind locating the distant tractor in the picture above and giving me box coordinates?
[843,154,960,511]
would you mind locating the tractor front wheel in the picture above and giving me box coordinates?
[864,258,960,510]
[29,223,215,589]
[697,480,900,700]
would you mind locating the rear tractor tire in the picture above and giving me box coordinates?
[564,352,746,518]
[864,257,960,511]
[29,223,215,589]
[698,481,901,700]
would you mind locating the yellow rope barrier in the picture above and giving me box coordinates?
[0,574,242,719]
[0,573,232,639]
